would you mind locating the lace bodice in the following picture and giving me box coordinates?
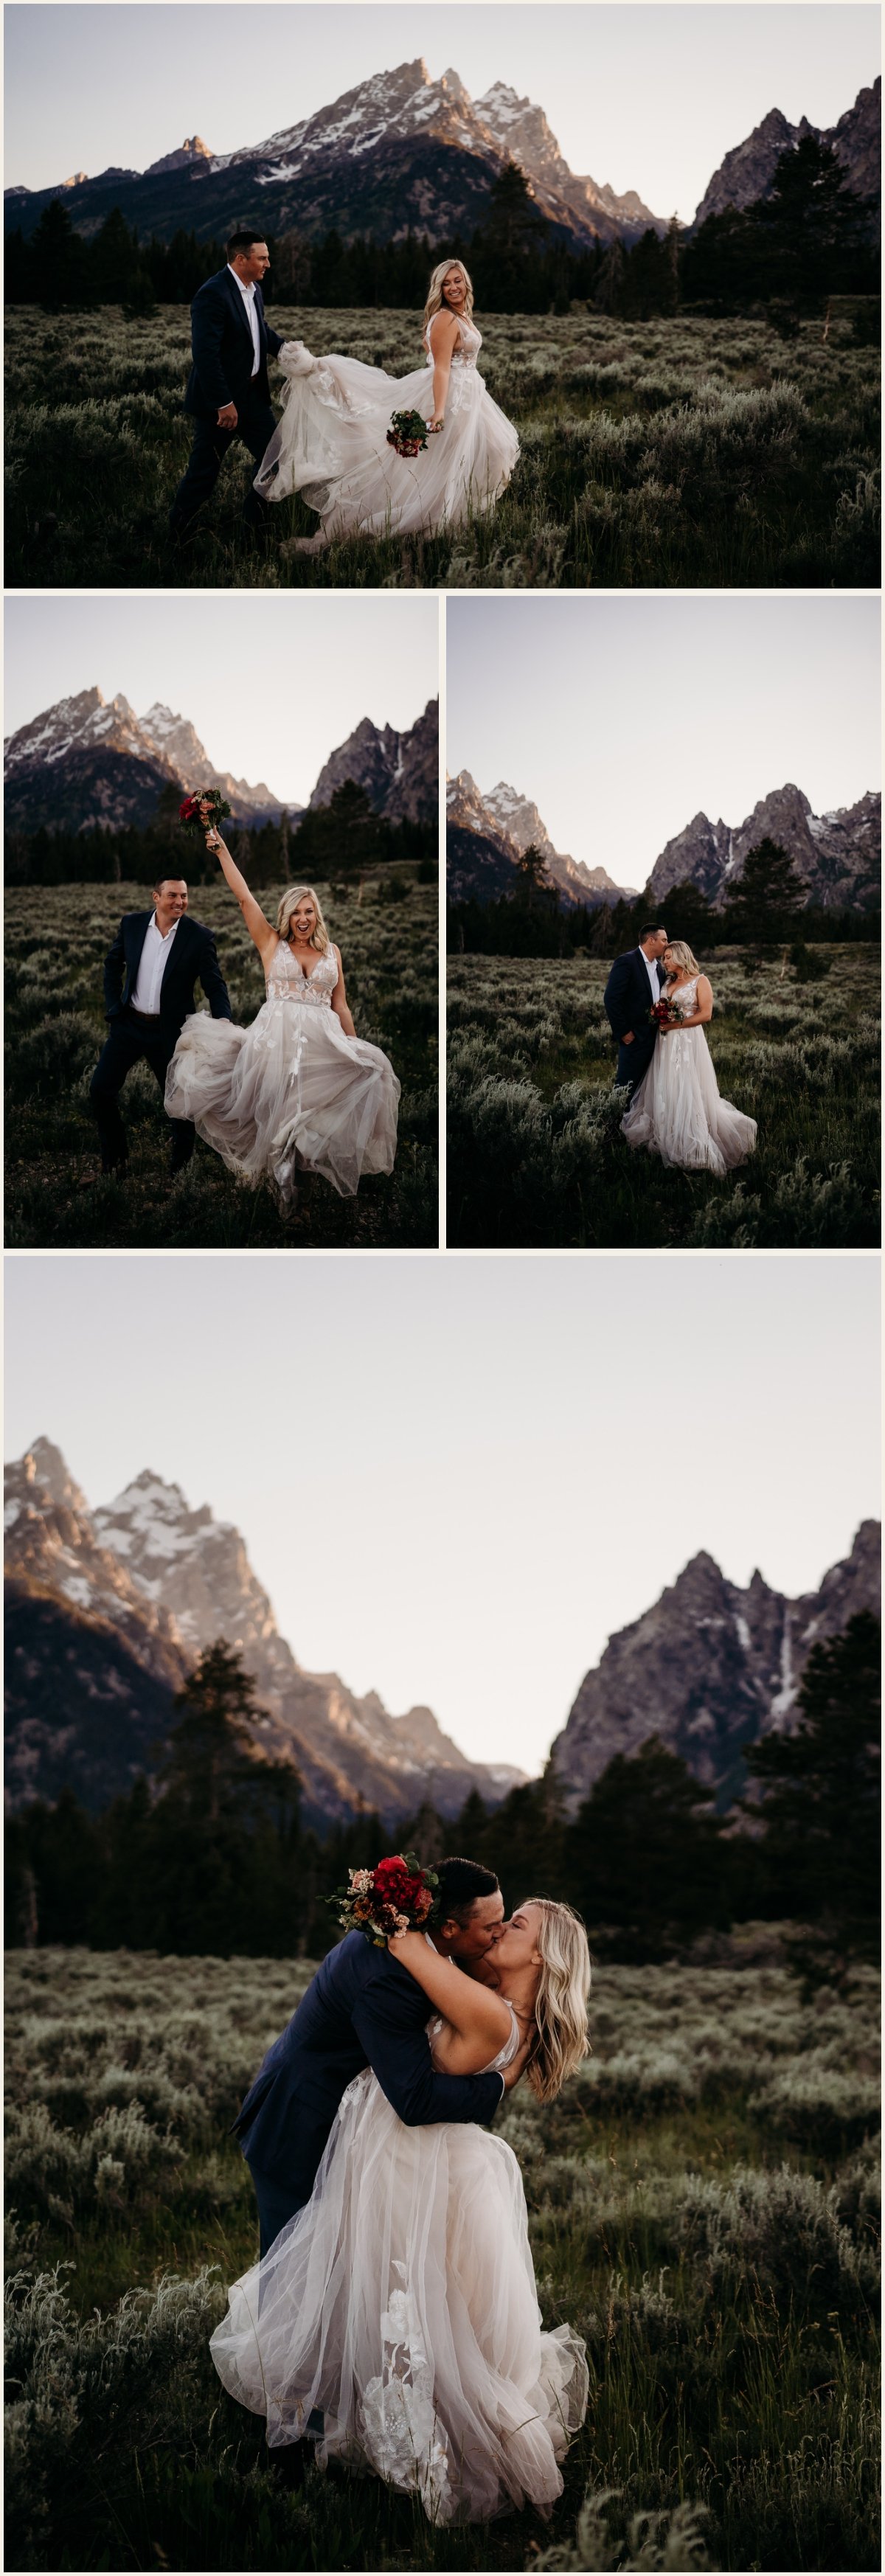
[265,937,337,1007]
[423,318,482,371]
[428,2002,522,2075]
[666,976,699,1015]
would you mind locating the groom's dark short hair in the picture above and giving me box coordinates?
[437,1856,500,1924]
[227,229,267,259]
[639,923,667,941]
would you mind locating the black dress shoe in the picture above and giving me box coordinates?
[268,2440,312,2488]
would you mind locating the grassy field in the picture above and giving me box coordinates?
[4,1938,879,2572]
[4,302,880,589]
[447,945,880,1249]
[4,874,438,1248]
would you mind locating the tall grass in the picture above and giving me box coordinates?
[4,873,438,1247]
[5,304,880,588]
[446,946,880,1248]
[4,1940,880,2571]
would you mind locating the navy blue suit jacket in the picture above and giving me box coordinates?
[232,1931,505,2214]
[185,268,283,421]
[103,912,232,1045]
[604,948,664,1087]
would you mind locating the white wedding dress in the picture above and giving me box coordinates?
[254,322,519,541]
[621,975,757,1173]
[164,937,399,1205]
[209,2005,588,2524]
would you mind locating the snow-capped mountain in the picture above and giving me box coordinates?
[647,785,881,913]
[5,1440,525,1823]
[309,701,437,826]
[4,58,665,249]
[446,768,639,909]
[549,1523,881,1813]
[4,687,437,841]
[4,687,288,834]
[693,76,881,228]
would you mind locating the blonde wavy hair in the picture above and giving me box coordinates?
[522,1899,591,2103]
[664,939,701,976]
[276,886,330,954]
[423,258,475,336]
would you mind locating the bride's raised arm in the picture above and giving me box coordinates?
[389,1930,512,2054]
[205,827,277,965]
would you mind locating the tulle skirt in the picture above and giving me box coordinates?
[209,2069,588,2524]
[164,999,399,1204]
[255,344,519,541]
[622,1026,757,1173]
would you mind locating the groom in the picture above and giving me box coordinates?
[169,231,283,544]
[232,1857,511,2264]
[89,874,231,1176]
[603,921,668,1097]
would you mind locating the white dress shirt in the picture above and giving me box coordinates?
[227,265,260,377]
[131,913,181,1015]
[639,947,661,1004]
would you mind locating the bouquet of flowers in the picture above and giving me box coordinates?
[324,1851,440,1947]
[650,996,687,1028]
[178,787,232,839]
[386,409,430,459]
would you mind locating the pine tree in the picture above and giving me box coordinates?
[727,837,808,941]
[563,1738,732,1957]
[29,198,89,307]
[744,1614,881,1987]
[511,841,554,905]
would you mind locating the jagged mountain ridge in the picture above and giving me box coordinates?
[309,700,437,826]
[4,58,666,251]
[446,769,639,909]
[4,1440,524,1824]
[4,687,437,839]
[3,688,288,834]
[693,77,881,228]
[548,1522,881,1814]
[647,784,881,913]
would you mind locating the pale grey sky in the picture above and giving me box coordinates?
[5,6,879,224]
[4,1254,879,1779]
[447,596,881,887]
[3,594,439,809]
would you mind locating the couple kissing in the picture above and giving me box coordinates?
[212,1855,591,2523]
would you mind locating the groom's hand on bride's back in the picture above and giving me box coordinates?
[501,2038,533,2091]
[218,402,238,428]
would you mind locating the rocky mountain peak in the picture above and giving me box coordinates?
[549,1522,881,1812]
[307,698,437,827]
[5,1439,525,1825]
[693,77,881,229]
[447,769,639,909]
[646,782,880,913]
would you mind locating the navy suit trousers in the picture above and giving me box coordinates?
[89,1013,193,1167]
[171,393,278,532]
[617,1034,656,1095]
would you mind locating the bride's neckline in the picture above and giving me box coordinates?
[281,938,324,982]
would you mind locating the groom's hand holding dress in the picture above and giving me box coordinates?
[170,234,283,541]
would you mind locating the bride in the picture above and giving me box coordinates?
[254,257,519,549]
[209,1899,591,2524]
[164,824,399,1206]
[621,937,757,1174]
